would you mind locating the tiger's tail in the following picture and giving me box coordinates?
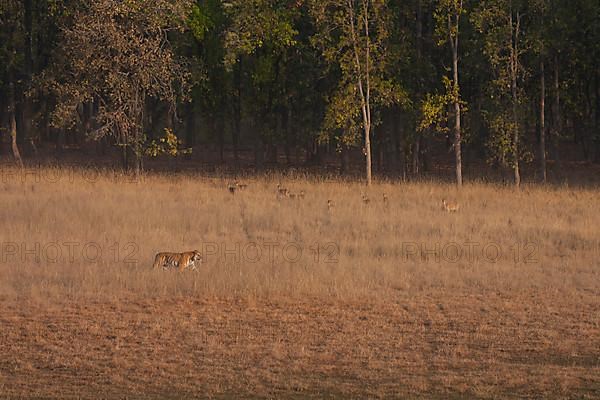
[152,254,163,270]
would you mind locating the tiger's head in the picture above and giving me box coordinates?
[187,250,202,271]
[192,250,203,263]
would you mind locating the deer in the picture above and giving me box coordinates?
[441,198,460,213]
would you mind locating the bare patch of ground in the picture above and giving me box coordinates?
[1,291,598,399]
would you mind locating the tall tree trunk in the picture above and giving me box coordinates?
[449,11,462,187]
[185,101,195,153]
[121,126,129,172]
[595,66,600,163]
[540,59,547,182]
[416,0,423,58]
[134,128,142,176]
[391,109,400,175]
[452,61,462,186]
[364,125,372,185]
[348,0,372,186]
[413,0,423,179]
[22,0,34,151]
[8,81,24,168]
[413,138,420,176]
[284,107,292,165]
[217,117,225,163]
[553,53,561,168]
[510,11,521,187]
[512,87,520,187]
[232,62,242,164]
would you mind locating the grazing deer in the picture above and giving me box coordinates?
[441,198,460,213]
[287,190,305,200]
[235,181,248,190]
[276,183,289,197]
[327,199,335,211]
[227,183,237,195]
[362,194,370,205]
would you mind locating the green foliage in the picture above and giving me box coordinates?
[485,111,516,166]
[223,0,298,67]
[419,76,466,134]
[472,0,530,171]
[188,3,214,41]
[145,128,192,157]
[310,0,407,148]
[4,0,600,178]
[485,110,533,167]
[434,0,465,45]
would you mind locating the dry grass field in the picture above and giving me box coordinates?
[0,166,598,399]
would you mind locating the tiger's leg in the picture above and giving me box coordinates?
[178,259,189,272]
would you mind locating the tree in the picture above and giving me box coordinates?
[528,0,548,182]
[311,0,405,186]
[222,0,301,167]
[0,0,26,167]
[435,0,465,186]
[473,0,529,187]
[188,0,230,162]
[44,0,192,174]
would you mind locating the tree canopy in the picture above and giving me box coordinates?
[1,0,599,184]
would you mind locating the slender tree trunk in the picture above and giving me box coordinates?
[185,101,195,152]
[233,63,242,164]
[217,117,225,163]
[232,93,242,166]
[595,66,600,163]
[553,53,561,168]
[22,0,34,151]
[413,0,423,179]
[365,124,372,184]
[364,1,372,186]
[120,126,129,172]
[134,127,142,176]
[391,109,400,175]
[510,11,521,187]
[413,138,420,176]
[449,11,462,187]
[540,59,547,182]
[135,93,145,175]
[512,85,520,187]
[452,64,462,186]
[416,0,423,57]
[8,81,24,168]
[284,107,292,165]
[347,0,372,186]
[232,109,240,164]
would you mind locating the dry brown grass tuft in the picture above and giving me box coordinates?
[0,167,598,398]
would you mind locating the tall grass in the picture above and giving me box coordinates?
[0,166,598,303]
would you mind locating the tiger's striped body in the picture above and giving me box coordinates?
[153,250,202,271]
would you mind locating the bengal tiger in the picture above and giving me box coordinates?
[152,250,202,271]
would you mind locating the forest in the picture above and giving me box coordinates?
[1,0,600,185]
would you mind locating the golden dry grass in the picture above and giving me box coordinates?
[0,166,598,398]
